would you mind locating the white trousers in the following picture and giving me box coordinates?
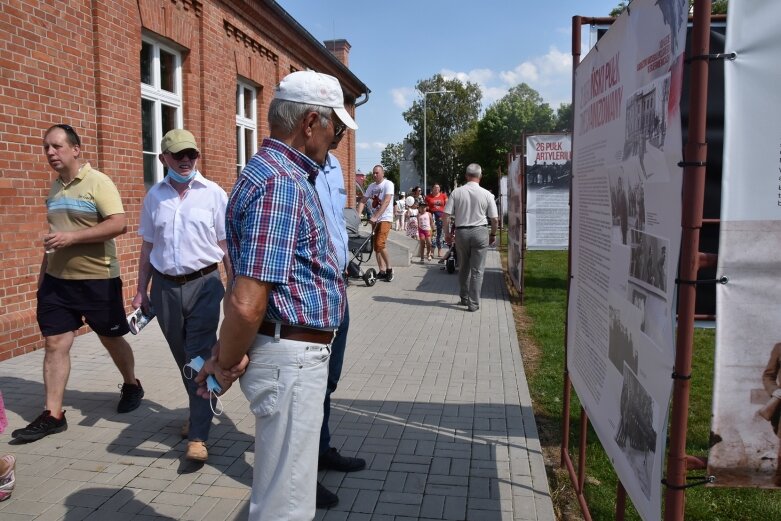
[240,335,330,521]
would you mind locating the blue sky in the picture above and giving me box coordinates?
[277,0,618,172]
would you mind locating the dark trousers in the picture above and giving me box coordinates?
[433,212,445,250]
[151,270,224,442]
[319,302,350,455]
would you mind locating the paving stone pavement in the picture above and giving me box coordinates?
[0,234,555,521]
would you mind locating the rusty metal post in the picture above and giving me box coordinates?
[664,1,713,520]
[578,406,588,491]
[616,481,627,521]
[562,14,582,467]
[518,138,527,305]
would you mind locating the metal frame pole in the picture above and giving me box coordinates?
[562,12,582,471]
[423,94,427,194]
[664,1,713,519]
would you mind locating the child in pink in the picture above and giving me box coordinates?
[417,206,433,261]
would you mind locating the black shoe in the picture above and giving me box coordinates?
[377,271,387,280]
[117,379,144,413]
[12,410,67,441]
[384,269,394,282]
[467,305,480,312]
[316,482,339,509]
[318,447,366,472]
[458,298,469,306]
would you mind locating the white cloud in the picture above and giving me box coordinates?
[499,62,539,85]
[441,67,494,86]
[500,47,570,88]
[438,46,573,109]
[391,87,415,109]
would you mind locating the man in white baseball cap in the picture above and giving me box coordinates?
[275,70,357,133]
[196,69,356,520]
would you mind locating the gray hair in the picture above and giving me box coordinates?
[465,163,482,179]
[268,99,331,134]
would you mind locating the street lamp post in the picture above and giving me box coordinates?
[423,89,452,195]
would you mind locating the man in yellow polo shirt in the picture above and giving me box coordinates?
[12,124,143,442]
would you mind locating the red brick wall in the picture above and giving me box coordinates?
[0,0,363,361]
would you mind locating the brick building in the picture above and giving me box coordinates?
[0,0,369,360]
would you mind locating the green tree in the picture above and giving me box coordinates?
[403,74,482,191]
[451,122,482,185]
[380,142,403,188]
[712,0,728,14]
[609,1,628,17]
[553,103,573,133]
[476,83,554,189]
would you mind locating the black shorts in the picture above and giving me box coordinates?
[37,274,130,337]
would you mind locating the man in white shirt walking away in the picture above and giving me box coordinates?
[442,163,498,312]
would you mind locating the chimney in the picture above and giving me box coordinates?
[323,39,351,67]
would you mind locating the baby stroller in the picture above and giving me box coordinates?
[439,220,458,273]
[440,240,458,273]
[344,208,378,286]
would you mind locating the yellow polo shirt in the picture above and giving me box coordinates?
[45,163,124,279]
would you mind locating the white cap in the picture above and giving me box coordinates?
[274,71,358,130]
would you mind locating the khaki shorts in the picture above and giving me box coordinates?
[373,221,392,251]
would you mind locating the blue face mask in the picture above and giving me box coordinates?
[167,169,196,183]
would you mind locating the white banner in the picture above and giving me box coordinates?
[709,0,781,488]
[525,134,571,250]
[507,154,523,291]
[567,1,687,518]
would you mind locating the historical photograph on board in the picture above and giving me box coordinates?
[525,160,571,190]
[609,166,647,245]
[711,335,781,488]
[630,289,648,333]
[623,73,671,180]
[615,364,659,499]
[629,229,668,295]
[626,282,672,356]
[608,305,639,374]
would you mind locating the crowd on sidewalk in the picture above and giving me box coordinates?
[2,71,367,518]
[2,68,499,518]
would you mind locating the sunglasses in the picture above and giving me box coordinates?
[333,119,347,138]
[169,149,199,160]
[54,124,82,147]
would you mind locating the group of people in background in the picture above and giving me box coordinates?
[389,184,451,262]
[357,166,498,317]
[9,70,366,518]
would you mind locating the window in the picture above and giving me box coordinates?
[141,36,183,188]
[236,80,257,176]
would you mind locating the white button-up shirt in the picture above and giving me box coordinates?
[139,171,227,276]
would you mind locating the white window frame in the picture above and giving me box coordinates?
[236,79,258,175]
[141,34,183,185]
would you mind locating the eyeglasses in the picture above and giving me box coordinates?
[169,149,199,160]
[54,124,82,147]
[332,119,347,138]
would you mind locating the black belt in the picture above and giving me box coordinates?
[455,225,487,229]
[258,321,335,344]
[156,263,218,284]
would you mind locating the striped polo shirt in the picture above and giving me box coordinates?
[45,163,124,279]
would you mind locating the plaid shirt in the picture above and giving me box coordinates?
[227,138,346,329]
